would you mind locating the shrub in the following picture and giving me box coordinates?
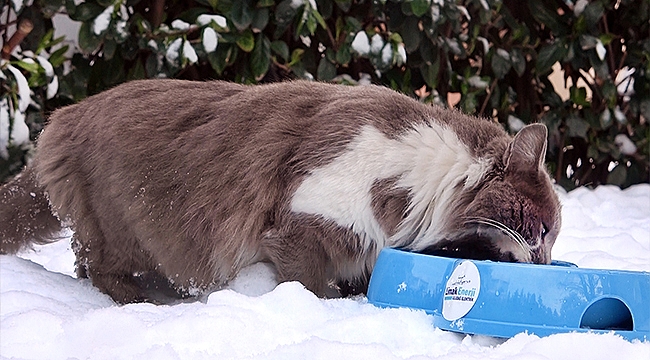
[1,0,648,189]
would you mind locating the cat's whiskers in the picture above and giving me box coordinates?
[464,216,532,262]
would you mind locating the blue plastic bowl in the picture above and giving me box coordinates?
[367,248,649,341]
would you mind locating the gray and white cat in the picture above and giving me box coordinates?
[0,80,561,303]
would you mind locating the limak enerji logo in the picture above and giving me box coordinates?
[442,260,481,321]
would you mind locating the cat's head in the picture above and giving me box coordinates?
[422,124,561,264]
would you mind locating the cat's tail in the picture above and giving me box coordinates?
[0,168,63,254]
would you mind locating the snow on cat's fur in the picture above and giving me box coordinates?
[0,80,560,303]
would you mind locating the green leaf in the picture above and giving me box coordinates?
[566,115,589,139]
[579,35,598,50]
[410,0,431,17]
[236,29,255,52]
[251,34,271,80]
[336,43,351,65]
[491,49,511,79]
[231,0,255,31]
[510,48,525,76]
[251,7,269,32]
[145,53,160,77]
[570,86,590,107]
[528,1,569,35]
[127,58,146,80]
[607,164,627,186]
[270,40,289,62]
[36,29,54,55]
[48,45,69,68]
[14,60,41,73]
[402,16,422,53]
[103,39,117,60]
[257,0,275,7]
[536,41,567,74]
[208,45,234,74]
[78,21,102,53]
[334,0,352,12]
[69,2,105,22]
[420,59,440,88]
[582,1,604,28]
[288,48,304,67]
[275,0,298,29]
[317,57,337,81]
[311,7,327,29]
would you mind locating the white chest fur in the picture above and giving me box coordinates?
[290,122,491,252]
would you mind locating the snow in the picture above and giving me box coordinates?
[196,14,228,29]
[381,43,393,66]
[202,27,218,53]
[36,56,58,99]
[351,31,370,55]
[1,185,649,359]
[5,64,30,112]
[596,40,606,61]
[574,0,589,16]
[165,38,183,65]
[507,115,525,133]
[0,99,9,159]
[370,34,384,54]
[10,0,24,12]
[182,41,198,64]
[614,134,637,156]
[93,6,114,35]
[396,43,407,65]
[171,19,191,31]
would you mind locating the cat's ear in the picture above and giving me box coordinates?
[503,123,548,173]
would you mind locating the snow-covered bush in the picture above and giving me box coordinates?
[0,0,648,189]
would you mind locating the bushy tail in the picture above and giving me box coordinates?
[0,168,63,254]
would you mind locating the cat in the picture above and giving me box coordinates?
[0,80,561,303]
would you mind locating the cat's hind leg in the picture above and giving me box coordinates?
[72,214,158,304]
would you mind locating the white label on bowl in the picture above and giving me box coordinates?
[442,260,481,321]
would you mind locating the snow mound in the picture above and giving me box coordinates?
[2,185,649,359]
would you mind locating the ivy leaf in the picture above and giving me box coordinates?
[236,29,255,52]
[251,34,271,80]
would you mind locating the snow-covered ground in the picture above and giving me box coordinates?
[1,185,649,359]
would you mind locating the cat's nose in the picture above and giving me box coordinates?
[530,248,552,264]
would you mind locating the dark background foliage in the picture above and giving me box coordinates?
[1,0,648,189]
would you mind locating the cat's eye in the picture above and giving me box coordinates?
[541,223,549,239]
